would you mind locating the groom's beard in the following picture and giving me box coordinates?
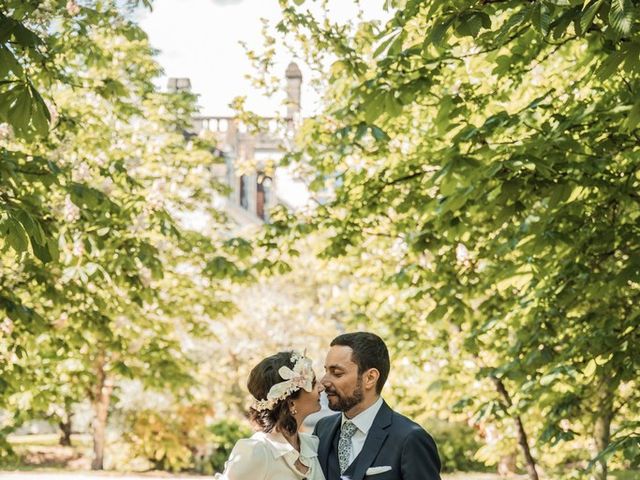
[327,377,364,412]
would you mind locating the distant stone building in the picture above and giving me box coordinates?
[168,63,303,225]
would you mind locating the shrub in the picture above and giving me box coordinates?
[0,435,18,469]
[194,418,252,475]
[123,403,213,472]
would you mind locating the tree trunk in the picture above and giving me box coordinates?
[91,351,113,470]
[591,381,614,480]
[58,414,73,447]
[491,376,540,480]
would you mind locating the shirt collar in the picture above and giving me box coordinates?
[341,396,384,435]
[260,431,319,460]
[299,432,319,459]
[261,431,296,458]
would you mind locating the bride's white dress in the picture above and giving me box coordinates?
[215,430,325,480]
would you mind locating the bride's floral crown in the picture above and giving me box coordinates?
[252,350,315,411]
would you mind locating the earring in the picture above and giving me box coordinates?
[291,406,298,415]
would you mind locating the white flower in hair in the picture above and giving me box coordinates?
[253,351,315,411]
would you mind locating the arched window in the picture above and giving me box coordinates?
[256,173,272,221]
[239,174,249,210]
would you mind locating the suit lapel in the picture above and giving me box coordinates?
[351,402,393,480]
[318,413,341,478]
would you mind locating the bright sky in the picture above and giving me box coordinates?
[138,0,387,117]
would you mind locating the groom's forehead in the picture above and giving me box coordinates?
[325,345,356,369]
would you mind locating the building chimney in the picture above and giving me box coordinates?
[285,62,302,119]
[167,77,192,92]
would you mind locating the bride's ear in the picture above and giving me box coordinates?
[289,400,298,415]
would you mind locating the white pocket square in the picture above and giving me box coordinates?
[366,466,392,475]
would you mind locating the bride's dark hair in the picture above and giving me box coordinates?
[247,351,302,436]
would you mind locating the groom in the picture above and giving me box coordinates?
[313,332,441,480]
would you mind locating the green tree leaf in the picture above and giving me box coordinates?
[609,0,635,36]
[579,0,605,35]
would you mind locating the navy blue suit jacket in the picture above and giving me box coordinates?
[312,401,441,480]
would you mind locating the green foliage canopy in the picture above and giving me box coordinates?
[266,0,640,476]
[0,0,244,463]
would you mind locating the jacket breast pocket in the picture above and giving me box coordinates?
[364,470,396,480]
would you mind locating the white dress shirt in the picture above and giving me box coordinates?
[216,430,325,480]
[341,396,384,466]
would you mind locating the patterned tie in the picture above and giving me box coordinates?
[338,420,358,474]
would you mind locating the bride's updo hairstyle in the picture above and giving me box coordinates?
[247,351,301,436]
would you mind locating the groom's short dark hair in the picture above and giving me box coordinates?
[331,332,390,394]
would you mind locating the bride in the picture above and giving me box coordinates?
[215,350,326,480]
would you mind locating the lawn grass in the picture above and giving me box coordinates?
[611,470,640,480]
[7,434,92,447]
[5,435,638,479]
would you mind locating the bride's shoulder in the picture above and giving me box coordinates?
[216,432,271,478]
[231,431,270,454]
[238,431,269,444]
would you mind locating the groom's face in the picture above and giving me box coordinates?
[322,345,364,413]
